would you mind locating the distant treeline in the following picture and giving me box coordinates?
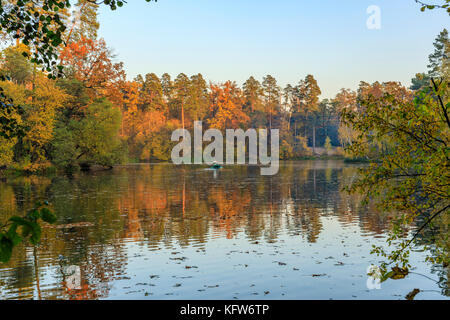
[0,0,447,173]
[0,39,437,172]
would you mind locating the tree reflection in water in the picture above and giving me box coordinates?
[0,161,447,299]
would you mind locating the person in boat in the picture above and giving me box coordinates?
[211,161,222,169]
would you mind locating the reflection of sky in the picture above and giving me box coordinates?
[97,0,449,98]
[0,162,448,300]
[99,217,444,300]
[29,216,447,300]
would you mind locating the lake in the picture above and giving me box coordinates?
[0,160,448,300]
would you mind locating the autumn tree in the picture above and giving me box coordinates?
[55,78,91,121]
[59,36,126,98]
[69,0,100,42]
[242,76,265,129]
[121,79,167,161]
[20,74,68,169]
[243,76,263,112]
[116,80,140,137]
[292,75,321,152]
[0,0,155,148]
[0,80,23,166]
[282,84,295,130]
[0,44,33,85]
[169,73,190,130]
[278,84,297,159]
[135,73,165,113]
[0,0,156,77]
[334,88,358,148]
[52,98,124,170]
[0,45,68,171]
[262,75,281,130]
[207,81,249,131]
[341,78,449,274]
[188,73,209,122]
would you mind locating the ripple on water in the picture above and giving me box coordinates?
[0,161,448,300]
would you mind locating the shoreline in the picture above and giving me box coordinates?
[0,156,373,178]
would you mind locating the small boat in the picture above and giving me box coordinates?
[210,161,222,170]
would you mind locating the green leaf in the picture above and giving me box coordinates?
[27,209,40,221]
[40,207,57,224]
[6,224,23,246]
[21,224,31,238]
[381,271,394,283]
[29,223,42,245]
[9,216,30,226]
[0,237,14,263]
[8,216,42,244]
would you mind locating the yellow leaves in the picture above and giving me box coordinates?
[208,81,250,131]
[344,79,450,269]
[32,74,69,110]
[383,266,409,281]
[334,88,357,113]
[0,81,27,105]
[0,136,16,166]
[1,64,70,165]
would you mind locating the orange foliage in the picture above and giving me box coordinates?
[208,81,250,130]
[60,36,125,97]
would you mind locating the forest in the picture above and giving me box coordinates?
[0,0,448,299]
[0,2,446,174]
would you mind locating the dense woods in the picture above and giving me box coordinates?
[0,0,448,283]
[1,1,447,173]
[0,35,343,172]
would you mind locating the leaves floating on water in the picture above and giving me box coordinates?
[170,257,188,261]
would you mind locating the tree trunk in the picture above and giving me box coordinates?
[313,124,316,154]
[181,100,185,135]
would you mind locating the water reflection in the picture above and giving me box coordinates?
[0,161,447,299]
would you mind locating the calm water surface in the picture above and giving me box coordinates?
[0,161,448,300]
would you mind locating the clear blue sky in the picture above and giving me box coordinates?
[97,0,449,98]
